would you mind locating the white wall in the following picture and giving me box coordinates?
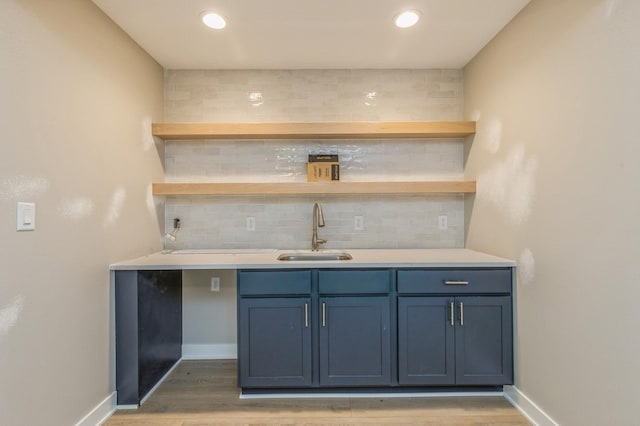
[182,270,237,357]
[464,0,640,424]
[0,0,164,424]
[163,70,466,251]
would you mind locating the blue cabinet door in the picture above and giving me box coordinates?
[319,296,391,386]
[398,296,512,386]
[239,297,312,388]
[455,296,513,385]
[397,296,455,385]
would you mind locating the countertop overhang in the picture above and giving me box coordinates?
[109,249,515,271]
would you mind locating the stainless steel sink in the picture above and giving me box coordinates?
[277,252,353,261]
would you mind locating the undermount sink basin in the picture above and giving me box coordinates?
[277,252,353,261]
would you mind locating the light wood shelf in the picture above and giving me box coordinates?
[152,121,476,140]
[152,181,476,196]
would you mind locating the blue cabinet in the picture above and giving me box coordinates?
[238,267,513,390]
[239,297,312,387]
[319,296,391,386]
[316,270,392,386]
[237,270,312,388]
[454,296,512,385]
[398,296,455,385]
[238,269,393,389]
[397,269,513,386]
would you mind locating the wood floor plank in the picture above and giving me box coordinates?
[104,360,530,426]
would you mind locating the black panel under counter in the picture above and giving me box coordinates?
[115,270,182,406]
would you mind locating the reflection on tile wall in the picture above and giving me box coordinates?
[165,139,463,182]
[162,69,466,249]
[165,69,462,122]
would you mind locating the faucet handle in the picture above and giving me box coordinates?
[311,236,327,251]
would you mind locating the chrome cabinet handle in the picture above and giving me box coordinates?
[445,280,469,285]
[449,302,454,326]
[459,302,464,326]
[322,302,326,327]
[304,303,309,328]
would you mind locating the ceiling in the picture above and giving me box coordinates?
[92,0,530,70]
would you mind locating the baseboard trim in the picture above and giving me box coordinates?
[504,385,558,426]
[240,390,504,400]
[182,343,237,360]
[74,392,116,426]
[114,404,138,410]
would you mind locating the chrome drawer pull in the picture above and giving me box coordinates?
[449,302,454,326]
[304,303,309,328]
[445,280,469,285]
[322,302,326,327]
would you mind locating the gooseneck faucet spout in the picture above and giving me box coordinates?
[312,202,327,251]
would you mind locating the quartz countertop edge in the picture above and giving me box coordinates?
[109,249,515,271]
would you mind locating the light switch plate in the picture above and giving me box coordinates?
[17,202,36,231]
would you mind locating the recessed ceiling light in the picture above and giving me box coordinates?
[201,12,226,30]
[394,10,421,28]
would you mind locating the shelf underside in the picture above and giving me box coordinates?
[152,181,476,196]
[152,121,476,140]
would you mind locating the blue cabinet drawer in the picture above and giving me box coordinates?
[319,270,391,294]
[238,270,312,295]
[397,269,511,294]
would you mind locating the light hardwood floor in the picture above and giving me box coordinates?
[104,360,530,426]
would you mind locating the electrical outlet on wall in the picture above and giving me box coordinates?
[246,217,256,231]
[210,277,220,292]
[354,215,364,231]
[438,215,448,230]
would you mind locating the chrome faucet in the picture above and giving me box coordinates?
[311,202,326,251]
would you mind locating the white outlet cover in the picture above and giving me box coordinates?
[438,215,448,230]
[246,217,256,231]
[354,215,364,231]
[211,277,221,292]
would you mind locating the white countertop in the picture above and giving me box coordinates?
[109,249,515,271]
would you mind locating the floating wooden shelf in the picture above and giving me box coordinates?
[152,181,476,196]
[152,121,476,140]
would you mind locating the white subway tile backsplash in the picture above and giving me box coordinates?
[163,195,464,251]
[162,69,466,249]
